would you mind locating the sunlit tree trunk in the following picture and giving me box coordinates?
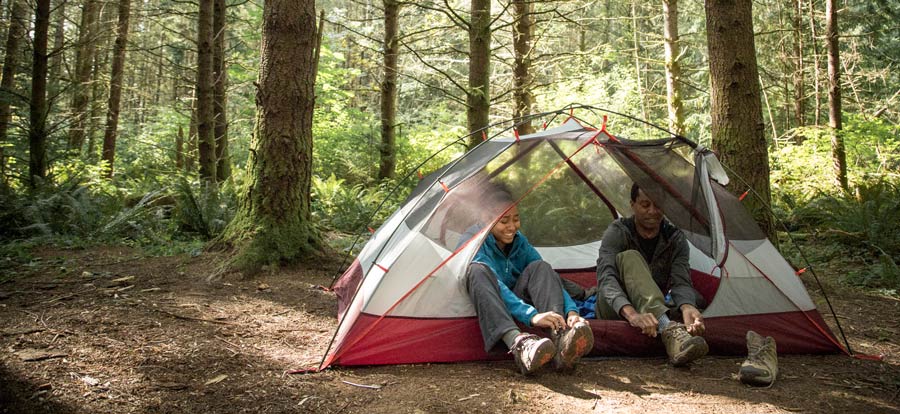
[662,0,685,137]
[466,0,491,149]
[792,0,805,127]
[196,0,217,183]
[213,0,230,182]
[825,0,847,193]
[29,0,52,187]
[378,0,400,180]
[808,0,821,125]
[219,0,321,272]
[101,0,132,177]
[705,0,774,239]
[631,0,647,121]
[512,0,535,135]
[69,0,99,153]
[0,0,28,180]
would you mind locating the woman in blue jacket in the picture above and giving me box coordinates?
[467,201,594,375]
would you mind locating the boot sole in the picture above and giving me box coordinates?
[670,337,709,367]
[516,339,556,375]
[555,325,595,370]
[739,366,777,386]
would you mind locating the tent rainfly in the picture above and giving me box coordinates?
[319,109,848,370]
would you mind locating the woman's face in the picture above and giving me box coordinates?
[490,205,521,249]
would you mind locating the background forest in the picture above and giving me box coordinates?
[0,0,898,293]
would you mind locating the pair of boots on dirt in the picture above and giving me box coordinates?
[510,321,778,387]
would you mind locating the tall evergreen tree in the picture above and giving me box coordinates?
[378,0,400,180]
[219,0,321,271]
[0,0,28,180]
[467,0,491,148]
[825,0,847,192]
[705,0,775,238]
[196,0,217,182]
[101,0,133,177]
[29,0,52,187]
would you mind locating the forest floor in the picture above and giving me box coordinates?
[0,245,899,414]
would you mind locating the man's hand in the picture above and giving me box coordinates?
[681,304,705,336]
[566,311,586,328]
[531,311,566,331]
[621,305,659,337]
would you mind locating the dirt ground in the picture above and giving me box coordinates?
[1,246,898,414]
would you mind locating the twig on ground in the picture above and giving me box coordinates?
[156,308,241,326]
[340,380,382,390]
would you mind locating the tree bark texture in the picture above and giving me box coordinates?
[68,0,99,152]
[378,0,400,180]
[220,0,320,270]
[196,0,217,182]
[49,0,66,92]
[176,125,184,170]
[705,0,775,239]
[466,0,491,149]
[792,0,805,127]
[662,0,685,137]
[512,0,535,135]
[825,0,847,192]
[29,0,52,187]
[213,0,230,182]
[101,0,132,177]
[0,0,27,179]
[808,0,821,125]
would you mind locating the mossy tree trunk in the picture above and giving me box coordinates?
[196,0,217,183]
[663,0,685,137]
[219,0,320,272]
[512,0,535,136]
[378,0,399,180]
[825,0,848,193]
[213,0,231,182]
[705,0,775,240]
[466,0,491,149]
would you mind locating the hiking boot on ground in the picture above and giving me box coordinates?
[509,333,556,375]
[661,321,709,367]
[740,330,778,386]
[552,321,595,370]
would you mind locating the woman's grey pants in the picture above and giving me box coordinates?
[466,260,570,352]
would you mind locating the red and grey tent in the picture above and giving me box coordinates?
[319,106,849,369]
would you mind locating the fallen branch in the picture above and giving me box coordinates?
[340,380,382,390]
[156,309,241,326]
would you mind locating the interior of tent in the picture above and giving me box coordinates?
[321,113,846,369]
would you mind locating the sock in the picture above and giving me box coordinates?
[657,314,671,335]
[502,329,522,349]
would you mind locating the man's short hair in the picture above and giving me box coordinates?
[630,182,641,202]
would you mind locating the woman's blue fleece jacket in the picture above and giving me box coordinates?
[471,231,578,326]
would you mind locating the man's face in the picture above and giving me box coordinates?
[490,205,520,249]
[631,189,663,234]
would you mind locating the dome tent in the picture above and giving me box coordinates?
[319,106,847,370]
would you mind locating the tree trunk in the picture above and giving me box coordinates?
[0,0,27,179]
[808,0,821,125]
[219,0,321,272]
[29,0,52,187]
[213,0,230,182]
[705,0,775,239]
[662,0,685,137]
[176,125,184,170]
[825,0,847,193]
[68,0,99,153]
[466,0,491,149]
[512,0,535,135]
[49,0,66,93]
[186,91,198,173]
[378,0,400,180]
[101,0,132,178]
[196,0,217,183]
[792,0,805,127]
[631,0,647,121]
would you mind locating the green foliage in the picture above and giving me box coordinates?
[171,179,237,239]
[773,116,900,292]
[311,174,397,233]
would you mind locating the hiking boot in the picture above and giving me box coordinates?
[552,321,595,370]
[509,333,556,375]
[740,330,778,386]
[661,322,709,367]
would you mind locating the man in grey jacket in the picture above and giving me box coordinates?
[596,183,708,366]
